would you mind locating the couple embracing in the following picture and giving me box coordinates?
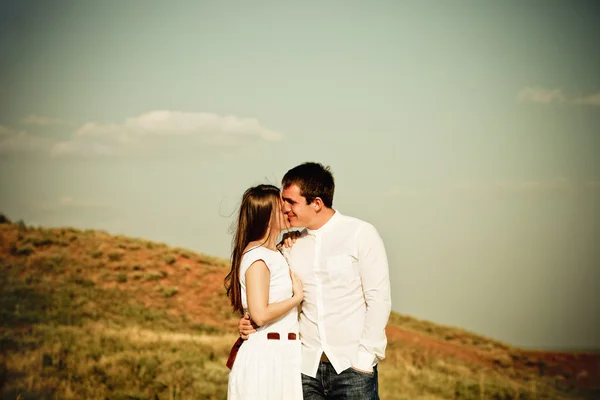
[224,162,392,399]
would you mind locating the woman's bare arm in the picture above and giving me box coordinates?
[245,260,303,326]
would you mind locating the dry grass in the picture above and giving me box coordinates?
[2,323,233,399]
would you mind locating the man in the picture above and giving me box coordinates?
[238,162,391,399]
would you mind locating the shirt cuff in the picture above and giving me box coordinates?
[353,350,375,372]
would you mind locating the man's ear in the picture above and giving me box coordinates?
[312,197,324,212]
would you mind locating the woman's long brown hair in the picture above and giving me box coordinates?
[224,184,281,316]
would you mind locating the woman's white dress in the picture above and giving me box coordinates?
[227,246,302,400]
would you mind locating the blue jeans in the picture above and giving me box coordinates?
[301,362,379,399]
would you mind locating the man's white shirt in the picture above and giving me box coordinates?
[281,210,392,378]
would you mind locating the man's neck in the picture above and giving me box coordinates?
[307,208,336,231]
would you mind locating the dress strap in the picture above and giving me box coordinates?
[244,245,262,254]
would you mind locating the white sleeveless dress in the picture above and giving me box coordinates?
[227,247,302,400]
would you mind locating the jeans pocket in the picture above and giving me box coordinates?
[339,366,378,399]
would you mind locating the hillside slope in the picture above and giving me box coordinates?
[1,218,598,399]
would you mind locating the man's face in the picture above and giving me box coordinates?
[281,184,315,229]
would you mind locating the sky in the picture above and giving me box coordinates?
[1,0,599,351]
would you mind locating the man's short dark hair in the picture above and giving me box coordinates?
[282,162,335,208]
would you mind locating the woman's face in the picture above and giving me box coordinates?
[270,199,286,234]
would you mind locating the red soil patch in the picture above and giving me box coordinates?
[119,254,235,329]
[386,325,495,369]
[519,350,600,389]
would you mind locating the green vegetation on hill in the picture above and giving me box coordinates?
[0,217,598,399]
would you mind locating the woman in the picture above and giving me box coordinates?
[224,184,303,400]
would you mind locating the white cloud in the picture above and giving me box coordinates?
[0,125,52,154]
[517,87,566,104]
[50,110,282,158]
[59,196,74,205]
[572,92,600,107]
[123,111,281,140]
[20,114,73,126]
[518,87,600,107]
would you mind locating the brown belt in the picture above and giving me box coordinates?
[226,337,243,370]
[226,332,298,370]
[267,332,297,340]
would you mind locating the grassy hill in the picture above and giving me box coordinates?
[0,217,598,399]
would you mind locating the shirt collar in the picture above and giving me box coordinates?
[306,209,340,236]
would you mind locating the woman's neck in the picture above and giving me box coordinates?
[262,236,278,251]
[251,232,278,251]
